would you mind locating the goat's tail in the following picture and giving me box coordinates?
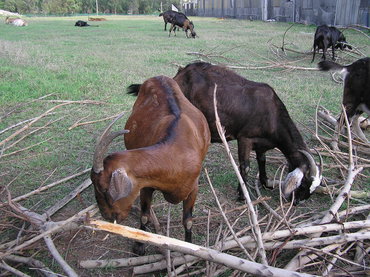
[159,13,163,17]
[127,84,141,96]
[318,61,344,72]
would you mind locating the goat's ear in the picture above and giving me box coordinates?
[108,169,133,203]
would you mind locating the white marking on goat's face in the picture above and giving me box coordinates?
[309,165,322,194]
[282,168,304,199]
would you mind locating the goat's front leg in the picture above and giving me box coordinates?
[132,187,154,256]
[183,186,198,243]
[256,150,272,189]
[237,138,253,201]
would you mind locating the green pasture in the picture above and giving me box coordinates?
[0,15,369,275]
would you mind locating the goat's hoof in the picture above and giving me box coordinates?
[132,243,146,256]
[237,194,246,202]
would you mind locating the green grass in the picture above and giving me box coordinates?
[1,15,369,275]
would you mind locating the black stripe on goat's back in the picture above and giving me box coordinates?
[125,76,182,147]
[153,76,181,144]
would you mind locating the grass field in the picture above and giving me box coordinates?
[0,15,369,276]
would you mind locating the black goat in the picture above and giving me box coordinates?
[75,20,98,27]
[173,62,322,204]
[312,25,351,62]
[318,57,370,146]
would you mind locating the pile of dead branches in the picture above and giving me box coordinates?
[0,92,369,277]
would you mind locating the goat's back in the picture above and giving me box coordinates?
[124,76,210,153]
[173,62,299,145]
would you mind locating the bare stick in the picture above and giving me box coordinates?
[80,253,166,268]
[1,138,52,158]
[212,84,268,265]
[88,219,317,277]
[0,168,90,207]
[133,254,199,275]
[166,204,172,277]
[0,113,56,136]
[281,23,296,52]
[0,261,31,277]
[0,102,71,147]
[0,204,96,259]
[205,168,254,261]
[221,220,370,251]
[44,178,92,217]
[3,254,57,277]
[68,113,124,130]
[285,105,364,271]
[43,235,78,277]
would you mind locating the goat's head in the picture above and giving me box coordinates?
[335,33,352,50]
[91,113,132,222]
[282,150,322,204]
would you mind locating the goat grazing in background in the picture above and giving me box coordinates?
[312,25,351,62]
[160,10,197,38]
[91,76,210,255]
[318,57,370,148]
[173,62,322,204]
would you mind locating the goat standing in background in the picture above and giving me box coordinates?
[174,62,322,204]
[312,25,351,62]
[91,76,210,255]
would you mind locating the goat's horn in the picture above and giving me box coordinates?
[298,149,322,193]
[92,112,129,173]
[298,150,317,177]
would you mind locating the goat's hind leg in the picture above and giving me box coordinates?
[132,187,155,255]
[183,186,198,243]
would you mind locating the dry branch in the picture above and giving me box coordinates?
[43,235,78,277]
[222,220,370,251]
[285,106,364,271]
[0,204,96,259]
[68,113,124,130]
[213,84,268,265]
[0,168,90,207]
[3,254,57,277]
[88,219,318,277]
[0,261,31,277]
[205,168,255,261]
[80,253,166,269]
[0,103,71,147]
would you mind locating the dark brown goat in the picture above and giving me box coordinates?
[159,10,196,38]
[173,62,322,204]
[92,76,210,254]
[318,57,370,146]
[159,10,177,31]
[312,25,351,62]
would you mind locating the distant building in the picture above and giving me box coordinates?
[184,0,369,27]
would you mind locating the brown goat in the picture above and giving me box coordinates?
[91,76,210,255]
